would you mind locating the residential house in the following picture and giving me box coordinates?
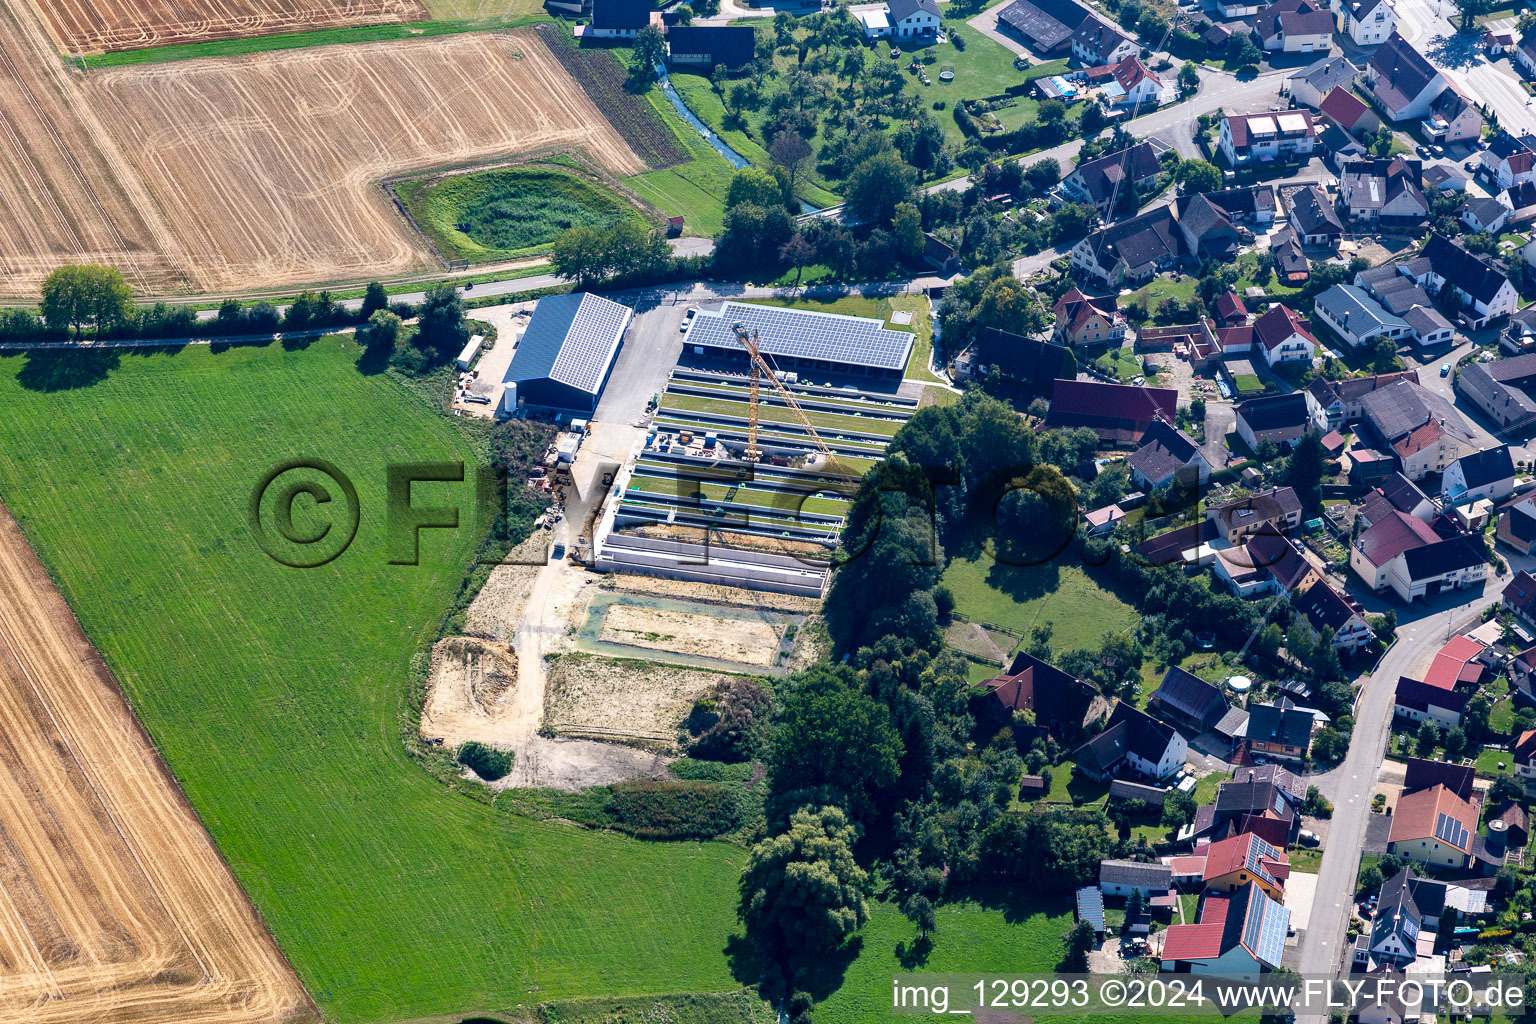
[1134,518,1219,568]
[1423,85,1483,144]
[1312,284,1411,348]
[974,328,1074,391]
[922,233,960,277]
[885,0,942,39]
[1359,471,1436,526]
[1069,205,1187,287]
[1486,27,1517,54]
[1218,111,1319,166]
[1061,142,1162,216]
[1517,27,1536,78]
[1073,17,1139,66]
[1099,859,1174,898]
[1319,86,1381,136]
[1128,417,1211,491]
[1187,776,1299,847]
[1457,353,1536,432]
[1512,727,1536,788]
[995,0,1094,55]
[1319,123,1368,168]
[1339,157,1428,226]
[1442,445,1516,504]
[1246,702,1315,761]
[1252,0,1336,53]
[1106,55,1172,109]
[1358,868,1438,970]
[1206,486,1304,543]
[1394,676,1470,729]
[1252,303,1319,366]
[981,650,1109,739]
[1357,378,1476,481]
[1159,882,1290,974]
[1202,831,1289,901]
[1044,379,1179,444]
[1288,185,1345,245]
[1148,666,1230,736]
[1294,578,1374,651]
[1289,57,1361,108]
[1177,193,1246,260]
[1204,185,1279,225]
[1364,32,1445,122]
[665,25,757,68]
[1072,701,1189,782]
[1304,369,1418,430]
[1350,509,1483,600]
[1355,265,1454,349]
[1387,782,1477,870]
[1052,287,1127,346]
[1424,163,1470,192]
[1461,195,1514,236]
[1270,225,1310,285]
[1499,501,1536,556]
[1235,392,1314,450]
[1214,291,1250,327]
[1505,570,1536,629]
[1422,634,1486,690]
[587,0,654,37]
[1213,533,1317,598]
[1418,233,1520,328]
[1477,131,1536,191]
[1085,503,1128,535]
[1338,0,1396,45]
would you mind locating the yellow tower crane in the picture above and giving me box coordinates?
[730,322,857,490]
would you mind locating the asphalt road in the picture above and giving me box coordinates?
[1292,560,1528,1013]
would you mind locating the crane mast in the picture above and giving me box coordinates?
[731,322,856,489]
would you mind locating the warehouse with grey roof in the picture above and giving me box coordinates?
[501,292,633,413]
[683,301,915,379]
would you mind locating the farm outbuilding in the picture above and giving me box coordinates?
[683,301,913,379]
[501,292,633,413]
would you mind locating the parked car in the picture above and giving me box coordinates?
[1298,829,1321,846]
[1416,145,1431,158]
[1465,159,1478,171]
[1441,362,1452,376]
[1431,145,1445,157]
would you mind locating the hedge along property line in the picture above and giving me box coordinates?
[80,15,551,67]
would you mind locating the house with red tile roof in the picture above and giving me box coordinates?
[1511,727,1536,789]
[1502,569,1536,629]
[1387,782,1477,870]
[1219,111,1319,167]
[1052,287,1126,347]
[1252,304,1318,366]
[1201,831,1289,901]
[1422,634,1486,690]
[1293,578,1373,651]
[1319,87,1379,137]
[1349,510,1487,601]
[1214,291,1249,327]
[1159,882,1290,974]
[981,650,1109,740]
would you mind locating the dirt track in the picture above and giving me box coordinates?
[0,499,314,1024]
[33,0,427,55]
[0,0,643,300]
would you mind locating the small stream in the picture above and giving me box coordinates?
[657,66,751,169]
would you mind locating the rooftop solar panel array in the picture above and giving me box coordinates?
[1434,811,1469,850]
[1076,886,1106,932]
[685,301,914,372]
[1250,898,1289,968]
[505,292,633,395]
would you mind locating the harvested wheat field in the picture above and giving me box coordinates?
[90,29,642,292]
[0,499,313,1024]
[34,0,427,54]
[0,0,187,297]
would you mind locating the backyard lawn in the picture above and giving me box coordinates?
[1095,347,1142,382]
[1123,274,1197,312]
[941,556,1140,654]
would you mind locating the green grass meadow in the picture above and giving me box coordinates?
[399,166,649,263]
[941,557,1139,654]
[0,339,747,1023]
[624,90,739,236]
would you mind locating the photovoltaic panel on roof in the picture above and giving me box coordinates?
[504,292,633,395]
[684,301,914,371]
[1248,116,1277,134]
[1435,811,1469,850]
[1252,900,1288,967]
[1276,113,1308,132]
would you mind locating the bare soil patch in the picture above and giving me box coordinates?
[599,572,821,616]
[0,497,314,1024]
[544,651,734,746]
[598,603,785,667]
[420,636,522,749]
[33,0,426,55]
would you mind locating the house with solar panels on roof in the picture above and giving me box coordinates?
[499,293,633,415]
[1159,881,1289,975]
[682,301,913,380]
